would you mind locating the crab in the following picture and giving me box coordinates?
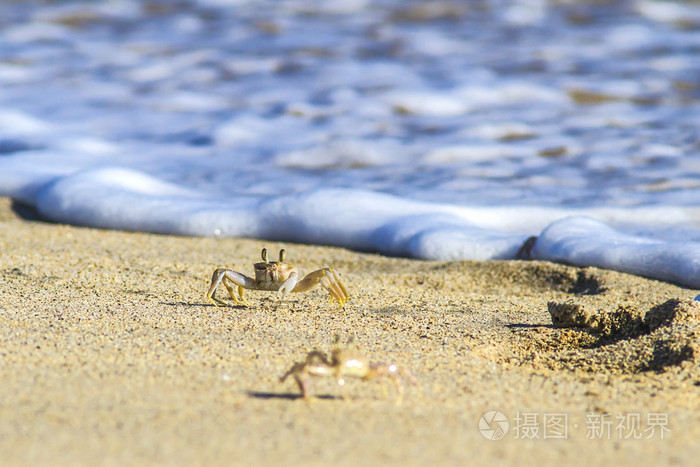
[206,248,349,308]
[279,337,417,403]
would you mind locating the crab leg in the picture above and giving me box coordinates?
[207,269,254,307]
[289,268,349,307]
[320,269,350,307]
[295,375,312,400]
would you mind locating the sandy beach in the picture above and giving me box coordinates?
[1,196,698,466]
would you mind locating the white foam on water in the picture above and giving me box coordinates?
[3,158,700,286]
[24,166,529,259]
[532,217,700,288]
[385,90,469,117]
[0,109,52,136]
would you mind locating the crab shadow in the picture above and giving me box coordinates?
[246,390,340,401]
[160,301,247,310]
[506,323,556,329]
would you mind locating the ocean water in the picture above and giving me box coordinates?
[1,0,700,287]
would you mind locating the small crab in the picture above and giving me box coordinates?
[206,248,349,308]
[280,337,417,403]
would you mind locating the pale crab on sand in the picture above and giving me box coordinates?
[206,248,349,308]
[280,337,417,403]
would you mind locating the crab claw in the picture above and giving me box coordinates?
[279,271,299,297]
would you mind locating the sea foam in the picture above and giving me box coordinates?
[532,217,700,288]
[26,166,529,260]
[2,164,699,288]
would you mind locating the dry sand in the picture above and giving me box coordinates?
[1,196,699,466]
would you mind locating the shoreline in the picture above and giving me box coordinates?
[1,197,699,465]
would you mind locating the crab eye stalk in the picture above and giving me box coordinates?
[261,248,268,263]
[279,249,286,262]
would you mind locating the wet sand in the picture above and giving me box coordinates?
[1,197,699,466]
